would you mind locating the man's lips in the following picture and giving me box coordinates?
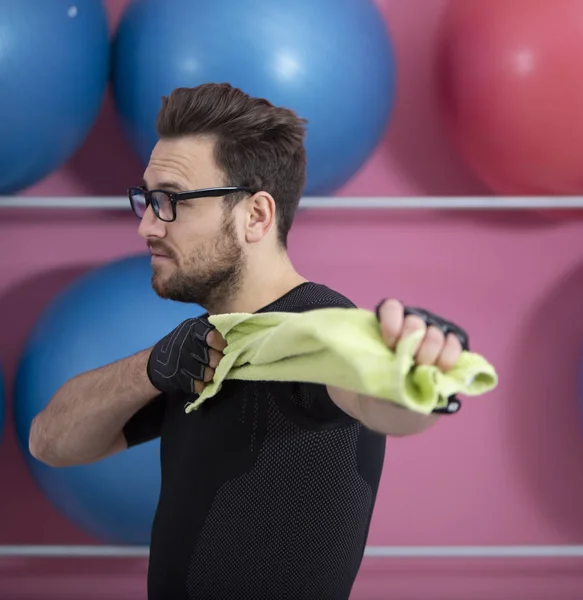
[151,254,173,265]
[149,248,174,262]
[148,244,173,259]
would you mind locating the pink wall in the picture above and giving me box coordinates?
[1,0,583,597]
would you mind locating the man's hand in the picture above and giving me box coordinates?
[327,299,470,435]
[375,299,468,372]
[147,317,227,396]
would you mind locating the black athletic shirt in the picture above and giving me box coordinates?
[123,282,386,600]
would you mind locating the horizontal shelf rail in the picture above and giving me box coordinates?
[0,545,582,559]
[1,196,583,211]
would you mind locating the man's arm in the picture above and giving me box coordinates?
[326,386,440,436]
[29,348,160,468]
[29,316,225,468]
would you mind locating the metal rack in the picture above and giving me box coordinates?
[1,195,583,210]
[0,545,581,558]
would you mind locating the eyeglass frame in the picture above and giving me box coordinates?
[127,185,256,222]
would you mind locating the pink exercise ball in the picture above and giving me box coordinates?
[437,0,583,196]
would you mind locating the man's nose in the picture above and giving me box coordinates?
[138,205,167,240]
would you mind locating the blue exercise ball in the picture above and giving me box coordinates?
[0,0,109,194]
[112,0,396,196]
[13,254,205,544]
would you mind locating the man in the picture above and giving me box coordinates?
[29,83,468,599]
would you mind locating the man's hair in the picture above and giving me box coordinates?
[156,83,307,248]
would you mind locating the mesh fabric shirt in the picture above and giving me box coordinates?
[123,282,386,600]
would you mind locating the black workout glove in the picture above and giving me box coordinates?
[147,316,215,395]
[400,306,469,352]
[375,300,470,415]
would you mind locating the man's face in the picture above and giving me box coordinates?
[138,136,245,309]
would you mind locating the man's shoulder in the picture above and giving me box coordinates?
[302,282,356,309]
[265,282,356,314]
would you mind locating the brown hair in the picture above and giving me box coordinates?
[156,83,307,248]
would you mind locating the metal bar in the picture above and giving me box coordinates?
[0,196,583,210]
[0,545,582,559]
[364,546,583,558]
[0,197,130,210]
[0,546,149,558]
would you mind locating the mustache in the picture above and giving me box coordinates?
[147,242,175,259]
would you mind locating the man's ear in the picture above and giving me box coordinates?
[244,192,276,243]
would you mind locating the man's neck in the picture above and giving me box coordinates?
[207,255,308,315]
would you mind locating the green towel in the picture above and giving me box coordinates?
[184,307,498,414]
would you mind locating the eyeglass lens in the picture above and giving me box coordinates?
[131,190,174,221]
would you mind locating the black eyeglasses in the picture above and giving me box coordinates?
[128,186,255,222]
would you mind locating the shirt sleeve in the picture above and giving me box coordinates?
[275,381,357,428]
[302,382,358,425]
[122,394,167,448]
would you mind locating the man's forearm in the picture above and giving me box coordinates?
[356,394,440,437]
[29,348,160,467]
[326,385,440,437]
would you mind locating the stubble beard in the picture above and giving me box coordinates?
[151,216,245,310]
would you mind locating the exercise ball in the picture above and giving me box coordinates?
[437,0,583,196]
[112,0,396,196]
[0,0,109,194]
[13,254,205,544]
